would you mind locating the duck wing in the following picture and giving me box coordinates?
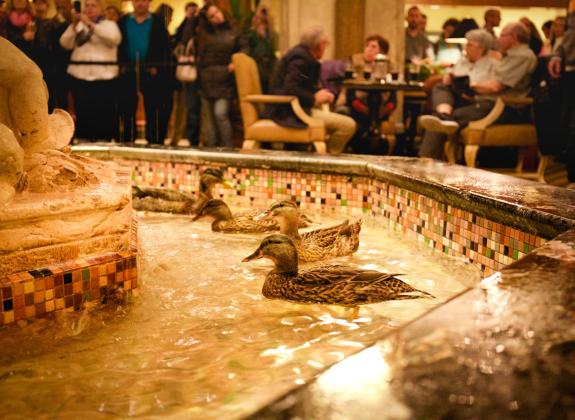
[133,196,196,214]
[216,215,279,233]
[132,186,195,202]
[293,267,433,304]
[297,219,362,262]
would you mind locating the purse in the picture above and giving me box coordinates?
[176,39,197,82]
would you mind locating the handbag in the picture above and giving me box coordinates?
[176,39,197,82]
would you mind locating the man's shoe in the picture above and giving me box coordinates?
[419,115,459,135]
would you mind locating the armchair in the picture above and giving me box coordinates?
[232,53,327,153]
[444,96,549,182]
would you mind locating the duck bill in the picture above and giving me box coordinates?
[252,210,271,222]
[222,180,234,189]
[242,248,264,262]
[191,213,203,221]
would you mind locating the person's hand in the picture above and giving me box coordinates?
[71,11,81,25]
[548,59,562,79]
[442,73,453,85]
[488,50,502,61]
[148,67,158,76]
[314,89,334,105]
[23,23,35,41]
[80,14,95,30]
[227,63,234,73]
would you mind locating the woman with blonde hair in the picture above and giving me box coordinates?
[60,0,122,140]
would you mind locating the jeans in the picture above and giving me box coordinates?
[203,97,233,148]
[184,82,201,144]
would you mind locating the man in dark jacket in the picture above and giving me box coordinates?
[117,0,173,144]
[265,26,355,153]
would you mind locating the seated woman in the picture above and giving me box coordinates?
[345,34,396,154]
[418,29,496,159]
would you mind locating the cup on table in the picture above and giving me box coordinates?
[354,63,365,80]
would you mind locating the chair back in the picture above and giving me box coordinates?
[232,53,262,131]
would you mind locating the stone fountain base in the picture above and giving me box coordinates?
[0,163,138,326]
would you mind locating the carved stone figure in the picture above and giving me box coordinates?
[0,37,108,206]
[0,38,132,277]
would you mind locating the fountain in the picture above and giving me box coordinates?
[0,38,137,326]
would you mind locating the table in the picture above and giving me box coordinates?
[342,79,426,154]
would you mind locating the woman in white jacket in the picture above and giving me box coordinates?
[60,0,121,141]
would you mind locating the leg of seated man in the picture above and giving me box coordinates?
[451,100,495,128]
[432,82,457,115]
[311,108,356,153]
[419,130,448,159]
[419,99,496,159]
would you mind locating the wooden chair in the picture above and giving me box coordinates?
[444,96,549,182]
[232,53,327,153]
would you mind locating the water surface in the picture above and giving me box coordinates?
[0,211,480,419]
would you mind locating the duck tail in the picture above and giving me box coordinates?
[399,288,435,299]
[339,218,362,236]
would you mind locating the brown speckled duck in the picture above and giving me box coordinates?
[242,234,434,305]
[257,200,361,262]
[192,199,279,233]
[132,168,230,215]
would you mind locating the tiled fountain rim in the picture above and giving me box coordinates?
[73,145,575,418]
[74,145,575,239]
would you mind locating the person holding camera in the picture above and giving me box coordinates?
[60,0,121,140]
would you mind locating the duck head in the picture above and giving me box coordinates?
[254,201,300,235]
[199,168,233,197]
[192,199,233,222]
[242,234,299,274]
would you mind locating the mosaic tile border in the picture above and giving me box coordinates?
[0,251,138,326]
[127,159,546,276]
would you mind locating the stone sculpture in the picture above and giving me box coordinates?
[0,38,132,278]
[0,37,107,206]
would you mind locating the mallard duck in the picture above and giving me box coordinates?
[257,200,361,262]
[242,234,434,305]
[132,168,231,215]
[192,199,279,233]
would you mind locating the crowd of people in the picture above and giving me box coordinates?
[0,1,573,186]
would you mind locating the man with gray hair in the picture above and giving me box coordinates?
[419,29,496,158]
[264,26,356,153]
[418,23,537,160]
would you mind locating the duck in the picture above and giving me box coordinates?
[257,200,361,262]
[132,168,231,215]
[192,199,280,233]
[242,234,434,306]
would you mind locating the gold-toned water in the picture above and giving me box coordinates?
[0,212,480,419]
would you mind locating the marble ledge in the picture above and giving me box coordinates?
[73,145,575,239]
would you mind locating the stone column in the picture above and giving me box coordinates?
[273,0,336,58]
